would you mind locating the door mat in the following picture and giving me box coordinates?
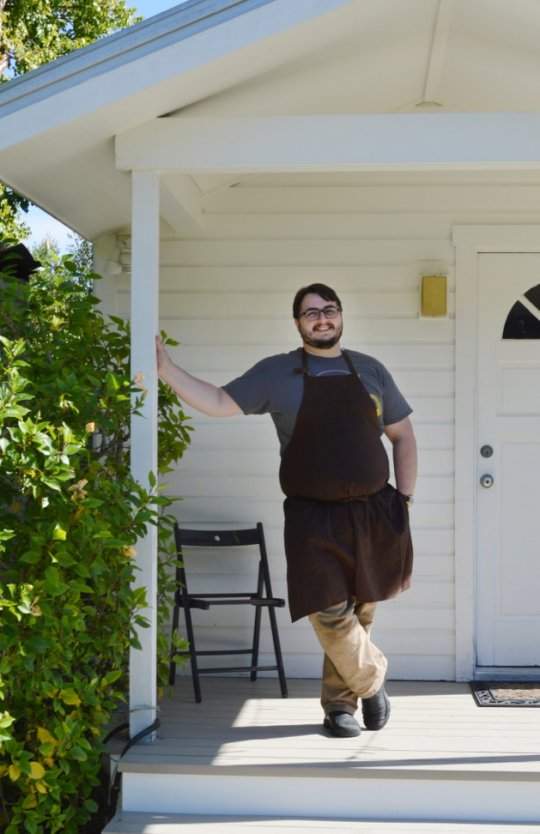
[470,682,540,707]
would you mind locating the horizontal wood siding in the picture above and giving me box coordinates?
[113,178,539,682]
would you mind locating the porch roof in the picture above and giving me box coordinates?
[3,1,540,240]
[0,0,356,239]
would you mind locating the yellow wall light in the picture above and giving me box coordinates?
[421,274,447,317]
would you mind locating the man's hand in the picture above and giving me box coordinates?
[156,335,172,380]
[155,334,241,417]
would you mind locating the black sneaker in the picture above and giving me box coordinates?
[323,711,361,738]
[362,685,391,730]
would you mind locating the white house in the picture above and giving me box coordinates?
[1,1,539,829]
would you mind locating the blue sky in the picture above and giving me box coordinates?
[134,0,182,18]
[26,1,184,250]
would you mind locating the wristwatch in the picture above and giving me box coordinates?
[400,492,414,505]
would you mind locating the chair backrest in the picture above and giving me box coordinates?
[175,524,263,550]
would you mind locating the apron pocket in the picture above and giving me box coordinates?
[374,483,408,536]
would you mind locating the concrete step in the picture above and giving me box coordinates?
[118,763,539,824]
[103,813,540,834]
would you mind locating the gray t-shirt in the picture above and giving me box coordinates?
[222,348,412,455]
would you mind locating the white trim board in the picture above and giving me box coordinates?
[116,114,540,174]
[452,225,540,681]
[474,667,540,682]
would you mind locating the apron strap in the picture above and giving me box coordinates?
[341,349,357,375]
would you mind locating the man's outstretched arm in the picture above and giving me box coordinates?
[156,335,242,417]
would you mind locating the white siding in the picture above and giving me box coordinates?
[112,177,540,682]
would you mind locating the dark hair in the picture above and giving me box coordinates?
[292,283,342,319]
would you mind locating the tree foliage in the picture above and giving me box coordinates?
[0,248,191,832]
[66,234,94,277]
[31,235,94,290]
[0,188,29,244]
[0,0,141,76]
[0,0,142,240]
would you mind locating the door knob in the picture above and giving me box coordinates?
[480,474,494,489]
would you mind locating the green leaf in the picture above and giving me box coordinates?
[20,550,42,565]
[105,372,120,394]
[41,477,62,492]
[44,566,65,596]
[0,711,15,729]
[8,764,20,781]
[70,745,87,762]
[101,670,122,687]
[52,524,67,541]
[25,816,39,834]
[29,761,45,780]
[0,529,15,542]
[25,636,51,654]
[63,444,81,455]
[3,406,30,418]
[60,689,81,707]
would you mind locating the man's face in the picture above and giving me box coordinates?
[295,293,343,350]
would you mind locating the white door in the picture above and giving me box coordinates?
[477,254,540,667]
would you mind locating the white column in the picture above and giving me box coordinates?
[129,170,160,738]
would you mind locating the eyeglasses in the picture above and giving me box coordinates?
[299,305,341,322]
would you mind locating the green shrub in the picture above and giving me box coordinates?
[0,250,191,832]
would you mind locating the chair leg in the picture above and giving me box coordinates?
[183,600,202,703]
[169,595,181,686]
[173,537,203,703]
[257,523,288,698]
[250,563,264,681]
[268,604,288,698]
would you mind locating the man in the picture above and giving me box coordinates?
[156,283,417,738]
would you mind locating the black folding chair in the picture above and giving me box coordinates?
[169,522,288,702]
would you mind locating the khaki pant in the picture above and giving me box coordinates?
[308,599,387,715]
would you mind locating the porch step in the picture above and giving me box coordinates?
[103,813,540,834]
[118,762,539,824]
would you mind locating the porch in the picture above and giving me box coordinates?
[105,678,540,832]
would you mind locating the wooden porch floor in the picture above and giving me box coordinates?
[121,677,540,774]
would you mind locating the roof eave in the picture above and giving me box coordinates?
[0,0,274,117]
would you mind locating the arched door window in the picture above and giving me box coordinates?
[502,284,540,339]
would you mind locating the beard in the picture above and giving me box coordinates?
[299,319,343,350]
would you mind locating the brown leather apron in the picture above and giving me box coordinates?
[280,348,413,622]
